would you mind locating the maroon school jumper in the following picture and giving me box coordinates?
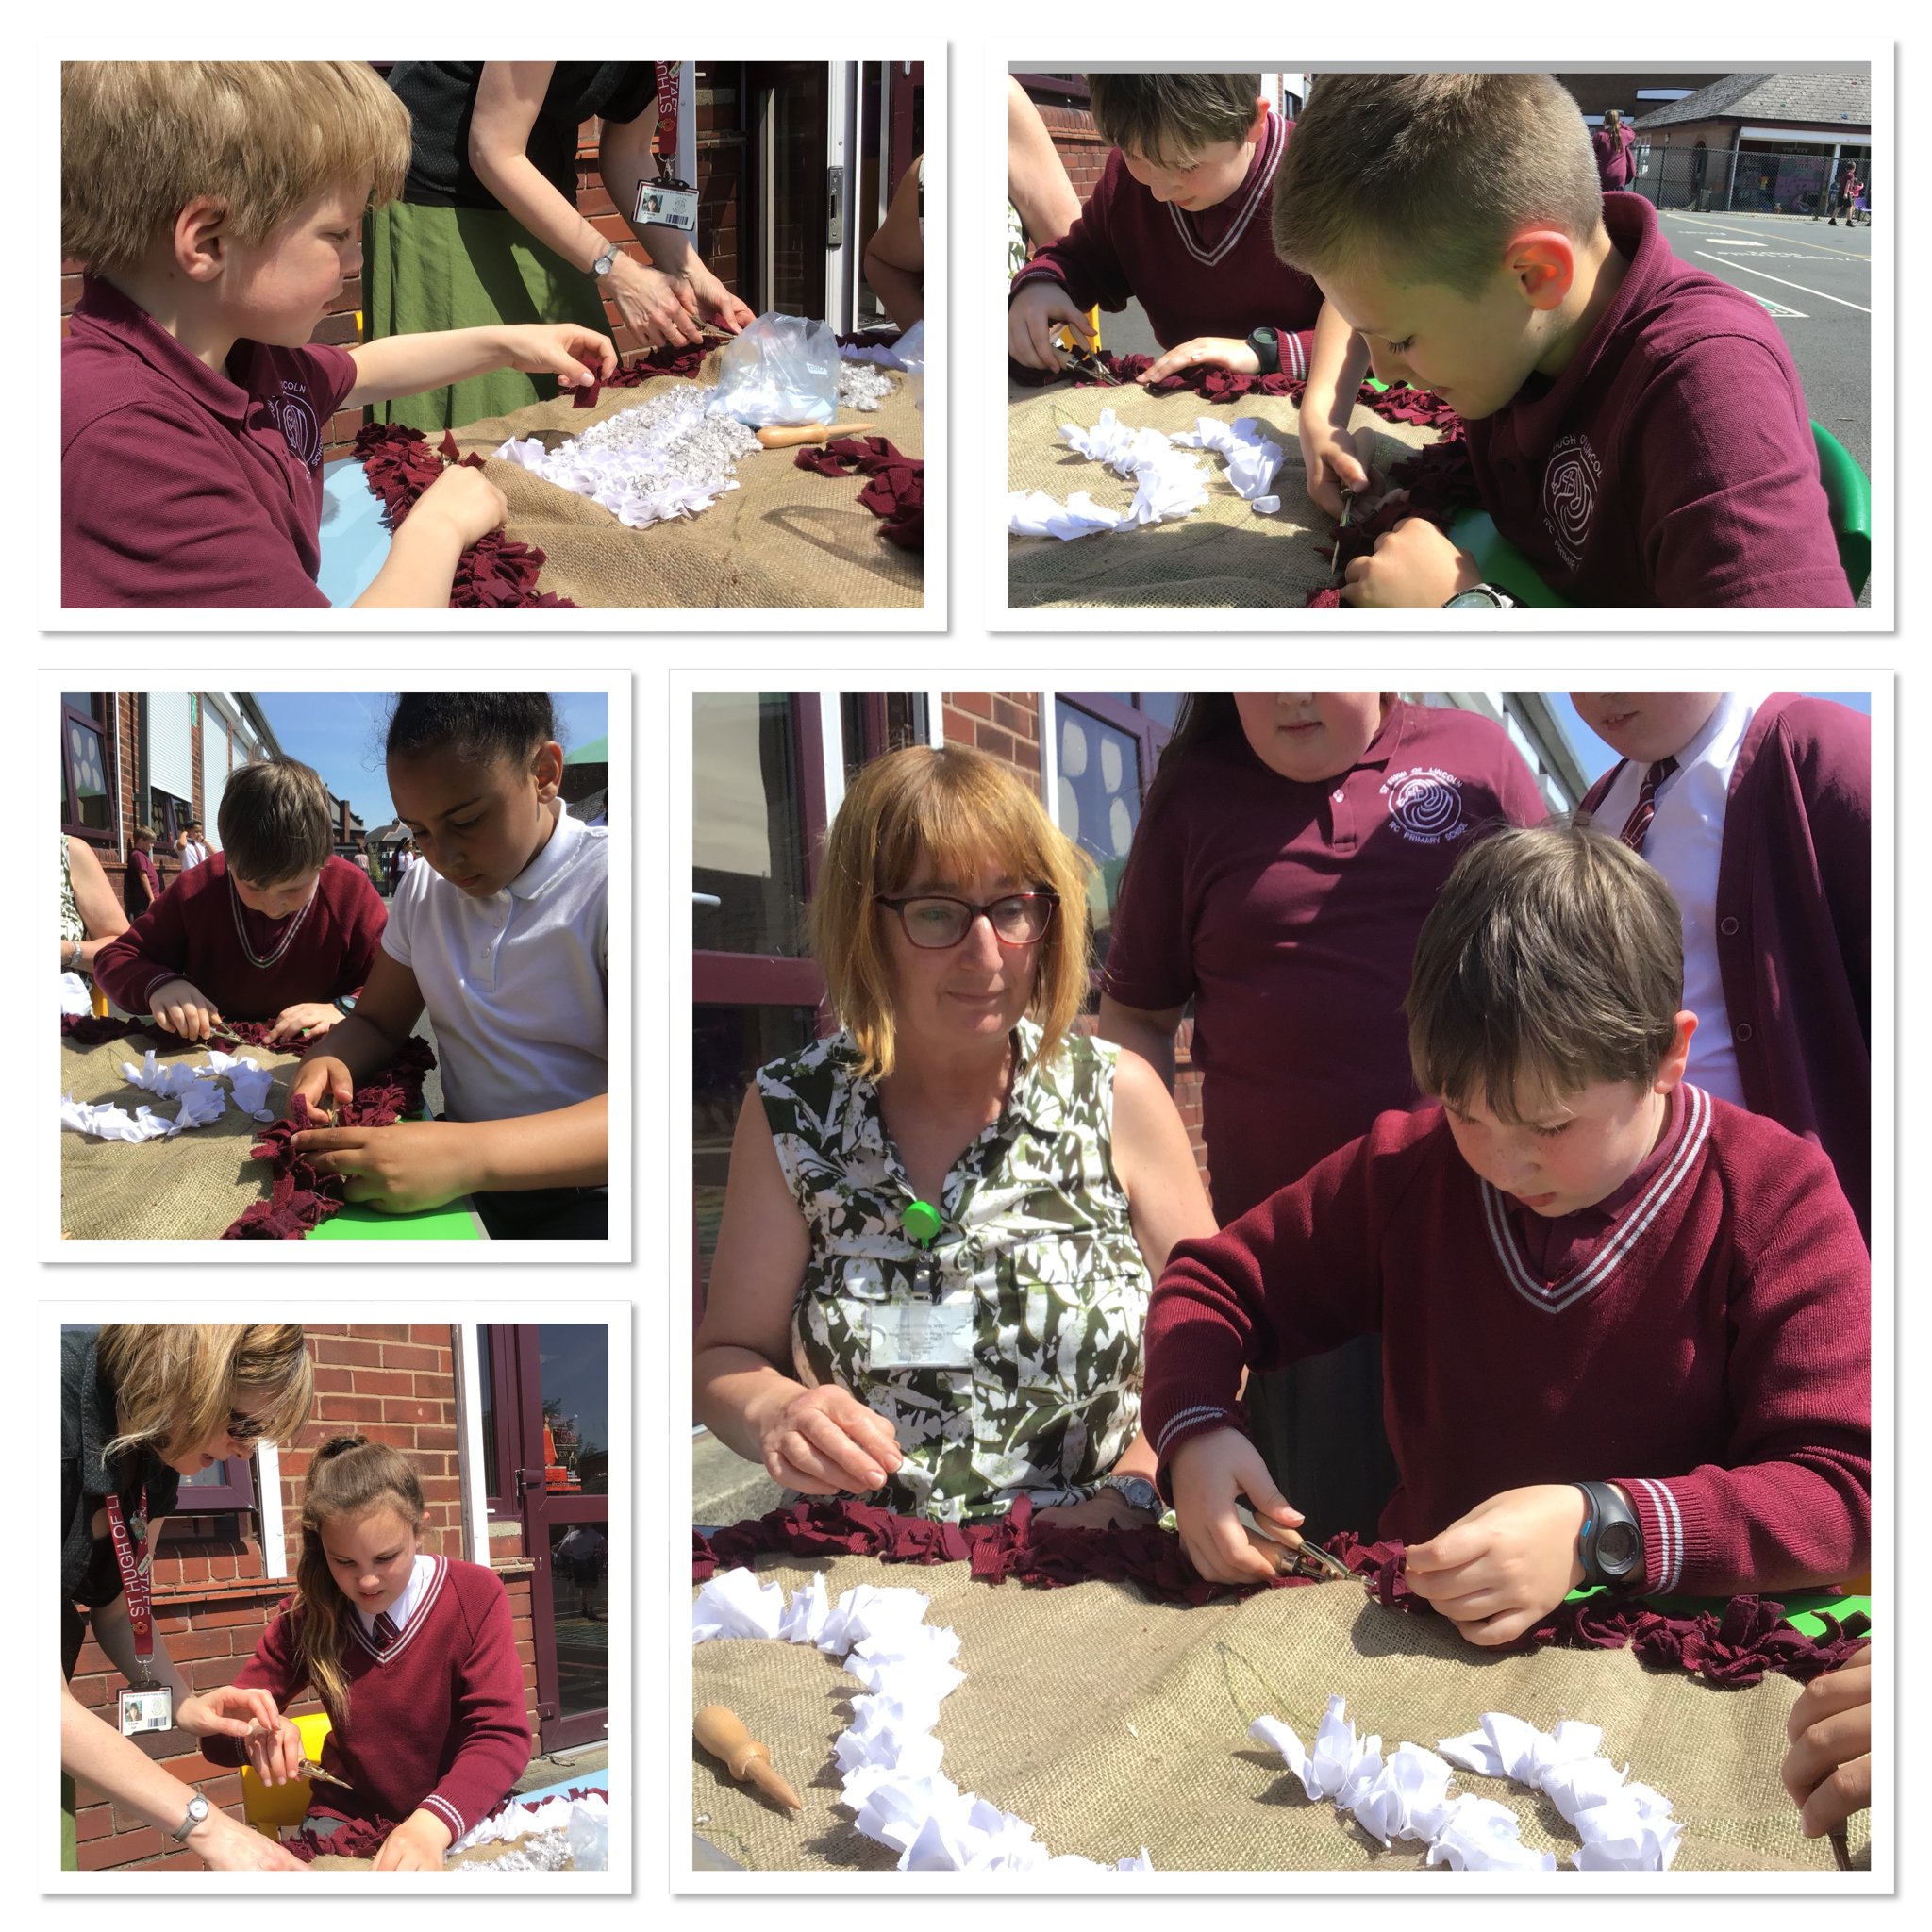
[1580,695,1870,1238]
[1141,1086,1870,1598]
[125,848,163,916]
[92,854,383,1022]
[1465,193,1848,608]
[202,1557,531,1847]
[1591,124,1634,190]
[1011,110,1323,372]
[61,276,357,608]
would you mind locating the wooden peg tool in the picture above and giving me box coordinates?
[694,1704,803,1812]
[756,421,870,450]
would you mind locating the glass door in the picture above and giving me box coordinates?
[746,63,832,319]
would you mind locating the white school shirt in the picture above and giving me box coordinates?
[178,840,208,870]
[381,800,608,1124]
[1591,691,1765,1107]
[355,1552,438,1643]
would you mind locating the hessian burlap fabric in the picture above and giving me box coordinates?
[1006,375,1439,610]
[446,351,924,609]
[691,1551,1865,1873]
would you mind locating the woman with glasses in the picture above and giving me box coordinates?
[60,1324,314,1871]
[696,744,1215,1527]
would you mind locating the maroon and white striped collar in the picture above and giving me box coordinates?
[1164,110,1284,269]
[349,1553,448,1664]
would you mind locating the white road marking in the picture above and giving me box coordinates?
[1692,253,1872,312]
[1746,295,1807,318]
[1705,239,1766,247]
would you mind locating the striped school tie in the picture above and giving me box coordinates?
[373,1610,401,1653]
[1617,756,1678,853]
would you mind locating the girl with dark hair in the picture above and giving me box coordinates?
[200,1436,529,1868]
[287,693,609,1240]
[1096,693,1548,1541]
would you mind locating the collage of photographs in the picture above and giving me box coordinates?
[32,33,1897,1913]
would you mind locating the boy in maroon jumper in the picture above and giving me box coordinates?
[61,62,618,609]
[1142,823,1869,1644]
[1273,74,1849,607]
[1008,74,1325,388]
[125,826,164,917]
[93,758,384,1045]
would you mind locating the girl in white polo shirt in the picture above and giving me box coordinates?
[289,693,608,1239]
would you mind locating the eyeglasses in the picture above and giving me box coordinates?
[224,1408,271,1446]
[878,891,1059,949]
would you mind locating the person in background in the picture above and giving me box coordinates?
[864,156,924,330]
[175,821,210,871]
[125,826,163,918]
[1591,109,1635,192]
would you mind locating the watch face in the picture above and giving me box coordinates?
[1597,1521,1641,1568]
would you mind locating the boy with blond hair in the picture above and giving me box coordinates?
[61,61,617,608]
[94,758,385,1045]
[1274,74,1849,608]
[1008,73,1324,388]
[1142,823,1868,1643]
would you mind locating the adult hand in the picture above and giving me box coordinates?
[173,1683,286,1745]
[371,1808,454,1872]
[1034,1487,1162,1532]
[291,1054,356,1118]
[687,264,754,334]
[190,1808,307,1872]
[1135,336,1259,387]
[1781,1641,1872,1839]
[149,977,222,1043]
[1301,420,1388,521]
[1168,1427,1305,1585]
[754,1383,905,1495]
[1008,279,1092,372]
[608,256,705,350]
[264,1002,341,1047]
[286,1120,477,1214]
[410,465,508,551]
[494,322,618,390]
[1404,1484,1588,1646]
[1341,516,1482,608]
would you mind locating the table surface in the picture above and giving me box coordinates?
[318,458,391,608]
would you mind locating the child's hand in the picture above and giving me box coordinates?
[264,1002,341,1046]
[1008,279,1093,372]
[1135,336,1259,387]
[1301,420,1389,521]
[1781,1641,1872,1838]
[291,1054,356,1119]
[493,322,618,389]
[1403,1484,1588,1645]
[1168,1426,1305,1585]
[410,465,508,550]
[242,1714,306,1787]
[149,977,222,1042]
[751,1382,906,1495]
[174,1682,285,1744]
[1341,516,1483,608]
[371,1807,454,1872]
[286,1120,475,1214]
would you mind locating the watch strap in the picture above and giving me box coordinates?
[170,1793,210,1843]
[1099,1472,1161,1514]
[1246,326,1280,376]
[1574,1479,1643,1590]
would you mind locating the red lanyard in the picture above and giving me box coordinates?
[102,1487,153,1663]
[654,61,682,181]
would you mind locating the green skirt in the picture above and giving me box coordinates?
[363,200,613,433]
[61,1770,76,1870]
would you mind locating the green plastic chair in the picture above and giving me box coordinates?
[1812,420,1871,602]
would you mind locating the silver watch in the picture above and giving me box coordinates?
[589,244,619,279]
[1098,1473,1161,1515]
[170,1792,211,1843]
[1443,582,1517,608]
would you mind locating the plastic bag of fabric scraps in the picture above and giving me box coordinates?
[710,313,840,426]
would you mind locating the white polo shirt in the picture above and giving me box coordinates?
[382,800,608,1124]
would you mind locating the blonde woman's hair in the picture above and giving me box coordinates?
[808,743,1094,1081]
[218,758,336,885]
[98,1324,313,1470]
[1273,73,1604,297]
[61,61,410,276]
[292,1436,430,1729]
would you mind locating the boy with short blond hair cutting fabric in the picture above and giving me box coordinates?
[1141,822,1868,1643]
[1274,73,1849,608]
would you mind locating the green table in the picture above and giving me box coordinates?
[308,1198,488,1241]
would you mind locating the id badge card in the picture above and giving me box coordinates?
[118,1682,173,1736]
[868,1295,975,1370]
[635,180,699,234]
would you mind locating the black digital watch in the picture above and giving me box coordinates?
[1246,325,1280,375]
[1574,1480,1644,1591]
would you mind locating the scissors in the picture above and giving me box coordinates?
[1235,1501,1361,1584]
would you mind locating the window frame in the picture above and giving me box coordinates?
[170,1450,258,1512]
[60,693,117,844]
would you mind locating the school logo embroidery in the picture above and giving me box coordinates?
[1541,434,1602,569]
[272,382,323,468]
[1380,767,1470,845]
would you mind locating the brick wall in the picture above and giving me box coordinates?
[67,1324,538,1873]
[88,694,225,908]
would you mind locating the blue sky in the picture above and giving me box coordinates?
[253,692,608,830]
[1548,691,1873,784]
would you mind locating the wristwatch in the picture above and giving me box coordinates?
[1443,583,1519,608]
[1574,1480,1644,1591]
[1098,1472,1162,1516]
[170,1793,211,1843]
[1246,325,1281,375]
[589,244,619,279]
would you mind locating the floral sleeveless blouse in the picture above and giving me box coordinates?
[757,1019,1153,1523]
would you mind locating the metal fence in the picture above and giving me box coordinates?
[1630,145,1870,218]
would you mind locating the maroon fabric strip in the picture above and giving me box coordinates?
[567,339,713,409]
[692,1499,1869,1686]
[792,435,924,551]
[1307,430,1485,608]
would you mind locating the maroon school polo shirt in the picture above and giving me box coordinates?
[1102,700,1549,1222]
[1465,194,1849,608]
[61,276,358,608]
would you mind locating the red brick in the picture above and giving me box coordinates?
[381,1342,440,1370]
[75,1804,113,1842]
[416,1425,458,1451]
[409,1325,453,1345]
[79,1826,170,1868]
[949,690,993,720]
[165,1627,238,1662]
[385,1397,441,1425]
[316,1394,385,1423]
[197,1603,275,1629]
[994,696,1035,738]
[310,1367,353,1394]
[355,1424,418,1449]
[321,1339,384,1368]
[413,1372,452,1398]
[352,1368,417,1396]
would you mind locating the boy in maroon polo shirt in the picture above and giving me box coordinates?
[1142,823,1868,1643]
[1008,74,1325,388]
[93,758,384,1044]
[1271,74,1849,608]
[61,62,618,609]
[125,826,164,917]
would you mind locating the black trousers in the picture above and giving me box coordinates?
[474,1186,608,1241]
[1240,1335,1401,1542]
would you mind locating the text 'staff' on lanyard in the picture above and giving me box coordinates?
[640,62,698,233]
[105,1488,174,1735]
